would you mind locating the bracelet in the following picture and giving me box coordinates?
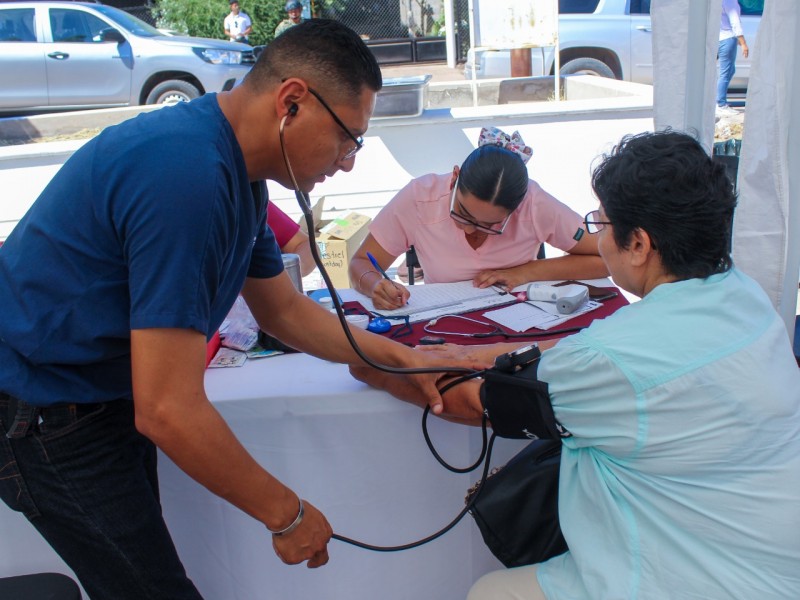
[267,498,304,537]
[357,269,379,293]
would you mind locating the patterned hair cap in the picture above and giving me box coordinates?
[478,126,532,164]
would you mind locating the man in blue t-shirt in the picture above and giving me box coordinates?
[0,20,453,599]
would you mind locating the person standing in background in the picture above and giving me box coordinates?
[224,0,252,43]
[275,1,304,37]
[717,0,749,115]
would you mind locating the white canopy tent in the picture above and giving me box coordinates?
[652,0,799,342]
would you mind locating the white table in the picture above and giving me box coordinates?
[1,352,527,600]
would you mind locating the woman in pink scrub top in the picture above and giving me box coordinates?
[349,133,607,310]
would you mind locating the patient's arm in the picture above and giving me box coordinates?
[349,365,484,426]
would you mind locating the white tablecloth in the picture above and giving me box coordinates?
[0,352,528,600]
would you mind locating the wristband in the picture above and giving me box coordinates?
[268,498,304,537]
[357,270,379,293]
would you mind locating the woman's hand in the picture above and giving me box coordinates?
[416,342,527,367]
[371,278,410,310]
[473,265,530,292]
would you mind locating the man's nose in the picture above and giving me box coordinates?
[336,155,356,173]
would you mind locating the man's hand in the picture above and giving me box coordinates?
[350,365,484,425]
[349,345,491,423]
[271,500,333,568]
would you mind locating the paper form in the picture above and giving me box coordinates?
[483,300,602,331]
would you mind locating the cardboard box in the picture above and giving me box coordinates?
[314,212,371,289]
[296,196,325,234]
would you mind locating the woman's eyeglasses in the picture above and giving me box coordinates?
[449,178,510,235]
[307,87,364,160]
[584,209,612,234]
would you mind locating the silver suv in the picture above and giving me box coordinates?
[0,1,255,114]
[465,0,761,91]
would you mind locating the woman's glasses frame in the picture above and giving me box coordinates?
[448,177,511,235]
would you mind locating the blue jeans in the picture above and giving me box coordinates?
[0,393,203,600]
[717,36,738,106]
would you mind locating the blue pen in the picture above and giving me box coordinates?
[367,252,408,303]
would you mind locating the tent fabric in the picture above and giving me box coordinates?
[731,1,800,337]
[652,0,799,340]
[651,0,720,152]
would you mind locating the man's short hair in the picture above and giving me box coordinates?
[591,130,737,280]
[246,19,382,102]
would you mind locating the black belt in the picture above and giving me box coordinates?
[1,392,103,439]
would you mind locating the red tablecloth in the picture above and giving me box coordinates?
[343,286,629,346]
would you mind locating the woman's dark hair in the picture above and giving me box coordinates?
[246,19,382,101]
[591,129,737,280]
[457,145,529,211]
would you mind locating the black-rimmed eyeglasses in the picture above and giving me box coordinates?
[449,177,510,235]
[307,87,364,160]
[584,209,612,234]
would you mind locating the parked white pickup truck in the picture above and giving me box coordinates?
[465,0,762,92]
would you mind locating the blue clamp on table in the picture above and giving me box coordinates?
[367,317,391,333]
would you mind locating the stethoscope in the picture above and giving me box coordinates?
[423,313,586,339]
[423,314,504,338]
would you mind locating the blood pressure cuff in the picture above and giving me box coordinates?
[480,361,571,440]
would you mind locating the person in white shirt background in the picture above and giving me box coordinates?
[224,0,252,43]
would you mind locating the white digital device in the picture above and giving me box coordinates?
[525,284,561,302]
[526,283,589,315]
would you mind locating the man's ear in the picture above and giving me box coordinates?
[275,78,307,121]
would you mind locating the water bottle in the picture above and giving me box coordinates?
[282,253,303,293]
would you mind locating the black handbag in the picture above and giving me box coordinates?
[465,437,568,568]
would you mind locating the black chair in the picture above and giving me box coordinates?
[405,245,421,285]
[0,572,82,600]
